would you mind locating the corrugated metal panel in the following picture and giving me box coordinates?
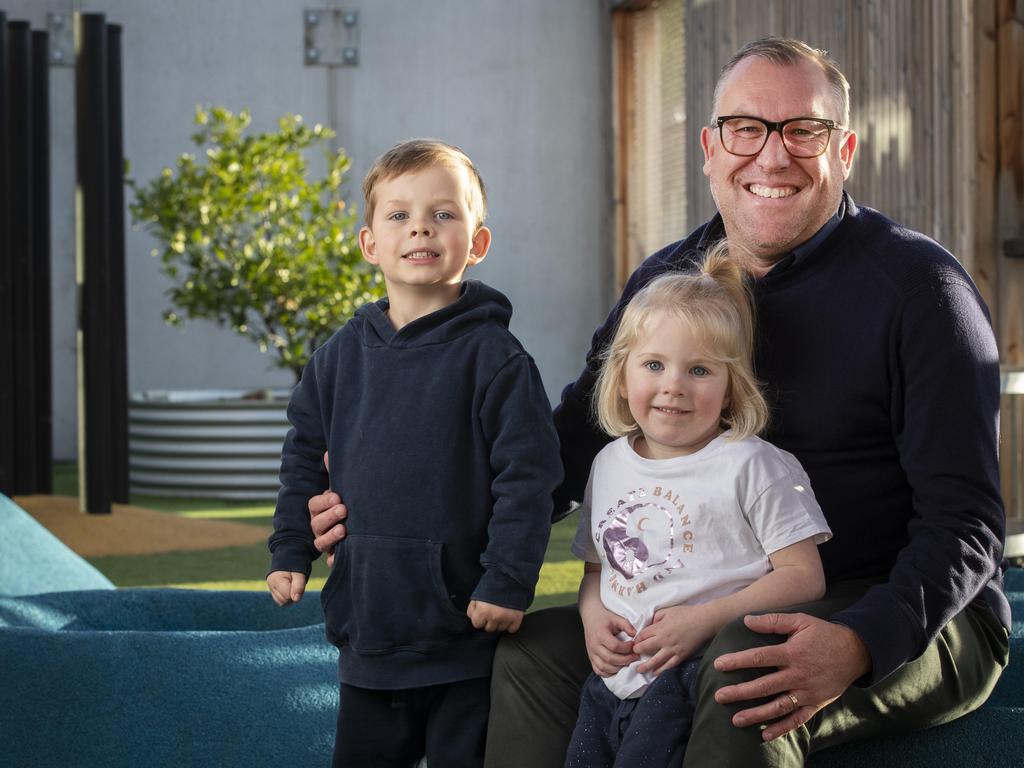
[128,390,291,500]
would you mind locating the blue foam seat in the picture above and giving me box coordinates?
[0,588,337,767]
[0,493,1019,766]
[0,493,115,595]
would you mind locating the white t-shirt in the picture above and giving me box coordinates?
[571,432,832,699]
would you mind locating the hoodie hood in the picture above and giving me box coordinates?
[354,280,513,348]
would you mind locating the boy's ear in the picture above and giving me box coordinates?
[467,226,492,266]
[358,226,378,265]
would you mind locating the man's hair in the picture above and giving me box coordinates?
[593,241,769,441]
[362,138,488,229]
[711,37,850,127]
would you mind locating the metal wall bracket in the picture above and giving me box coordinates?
[46,11,73,66]
[303,8,359,67]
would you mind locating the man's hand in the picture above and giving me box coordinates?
[267,570,308,606]
[712,613,871,741]
[309,491,347,567]
[467,601,524,634]
[633,603,716,677]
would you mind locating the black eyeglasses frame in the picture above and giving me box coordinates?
[713,115,846,158]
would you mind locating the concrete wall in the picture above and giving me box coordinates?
[5,0,614,459]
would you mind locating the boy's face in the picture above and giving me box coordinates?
[359,164,491,299]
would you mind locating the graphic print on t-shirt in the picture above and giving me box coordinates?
[595,485,694,598]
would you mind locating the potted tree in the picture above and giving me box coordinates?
[126,106,382,498]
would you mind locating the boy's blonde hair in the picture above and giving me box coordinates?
[594,241,769,441]
[362,138,488,229]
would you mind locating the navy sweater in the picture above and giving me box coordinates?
[554,195,1009,684]
[270,280,561,689]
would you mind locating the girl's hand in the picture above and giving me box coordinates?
[633,604,715,676]
[467,601,524,633]
[580,604,639,677]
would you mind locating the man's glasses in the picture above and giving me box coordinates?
[714,116,845,158]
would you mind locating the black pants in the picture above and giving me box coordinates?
[484,580,1008,768]
[566,657,701,768]
[334,676,490,768]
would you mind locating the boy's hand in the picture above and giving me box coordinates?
[580,604,639,677]
[466,600,524,634]
[267,570,308,606]
[633,603,715,676]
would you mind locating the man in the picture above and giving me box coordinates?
[308,38,1010,766]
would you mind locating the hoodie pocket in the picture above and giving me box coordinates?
[319,533,469,654]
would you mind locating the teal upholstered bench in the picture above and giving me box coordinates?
[0,494,1020,767]
[0,588,337,766]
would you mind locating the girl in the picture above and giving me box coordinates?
[565,245,832,768]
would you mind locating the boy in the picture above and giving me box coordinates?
[266,139,561,768]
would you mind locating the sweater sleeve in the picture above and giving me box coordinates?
[471,353,562,611]
[267,355,330,577]
[830,275,1005,683]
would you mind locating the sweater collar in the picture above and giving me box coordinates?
[762,195,846,277]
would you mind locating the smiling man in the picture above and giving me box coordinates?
[477,37,1011,766]
[702,55,855,276]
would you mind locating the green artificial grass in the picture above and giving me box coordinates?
[55,463,582,611]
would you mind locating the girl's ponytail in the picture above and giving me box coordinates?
[700,240,755,363]
[697,239,768,437]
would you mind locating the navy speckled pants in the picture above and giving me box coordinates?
[565,657,702,768]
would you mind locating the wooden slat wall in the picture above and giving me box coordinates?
[682,1,1024,352]
[617,0,1018,358]
[613,0,686,286]
[995,0,1024,518]
[995,0,1024,363]
[618,1,1024,516]
[684,0,983,284]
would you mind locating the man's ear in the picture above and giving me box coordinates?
[700,125,715,177]
[838,130,858,180]
[467,226,492,266]
[358,226,378,265]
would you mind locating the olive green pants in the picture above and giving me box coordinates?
[484,580,1008,768]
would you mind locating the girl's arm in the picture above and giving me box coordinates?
[633,537,825,676]
[578,562,640,677]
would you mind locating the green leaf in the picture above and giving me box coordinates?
[127,105,382,380]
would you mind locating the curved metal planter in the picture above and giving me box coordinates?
[129,389,292,500]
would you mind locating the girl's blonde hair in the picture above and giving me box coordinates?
[594,241,768,441]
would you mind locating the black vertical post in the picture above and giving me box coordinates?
[76,13,111,514]
[8,21,37,495]
[106,24,128,503]
[0,15,14,497]
[31,29,52,494]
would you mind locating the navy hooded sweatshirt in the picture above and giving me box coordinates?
[269,280,561,689]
